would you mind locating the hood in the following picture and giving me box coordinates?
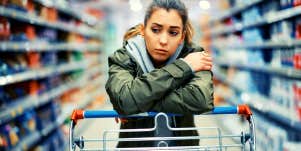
[125,35,184,73]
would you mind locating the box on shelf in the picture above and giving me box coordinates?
[296,18,301,39]
[25,25,36,41]
[294,0,301,7]
[0,17,10,41]
[26,52,40,68]
[40,7,58,23]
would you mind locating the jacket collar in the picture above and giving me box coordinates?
[125,35,184,73]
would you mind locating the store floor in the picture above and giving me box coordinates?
[75,102,245,150]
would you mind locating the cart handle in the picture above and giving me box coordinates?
[71,104,252,124]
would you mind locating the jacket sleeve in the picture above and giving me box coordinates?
[105,50,194,115]
[151,70,214,115]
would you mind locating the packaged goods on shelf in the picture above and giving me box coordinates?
[294,47,301,69]
[6,0,28,13]
[0,53,28,75]
[41,52,57,66]
[40,7,57,23]
[280,48,295,68]
[255,113,288,151]
[26,52,41,68]
[270,77,301,122]
[1,81,29,103]
[293,81,301,121]
[270,48,298,70]
[0,123,19,150]
[294,0,301,6]
[0,17,10,41]
[31,128,65,151]
[36,101,57,131]
[262,0,278,16]
[211,0,301,149]
[242,28,264,43]
[0,109,38,150]
[270,20,294,42]
[38,28,57,42]
[280,0,294,9]
[0,0,103,150]
[242,6,262,25]
[15,109,37,139]
[296,17,301,39]
[283,141,301,151]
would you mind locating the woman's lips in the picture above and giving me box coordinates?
[155,49,168,54]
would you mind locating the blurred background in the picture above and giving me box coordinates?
[0,0,301,150]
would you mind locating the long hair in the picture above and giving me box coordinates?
[123,0,194,45]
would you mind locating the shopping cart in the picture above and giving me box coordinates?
[69,104,256,151]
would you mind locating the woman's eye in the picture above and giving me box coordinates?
[169,31,179,36]
[151,28,160,33]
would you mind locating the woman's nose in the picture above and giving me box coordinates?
[159,33,168,45]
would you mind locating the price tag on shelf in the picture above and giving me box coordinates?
[22,144,27,151]
[17,106,23,114]
[10,110,17,118]
[12,12,16,17]
[13,44,19,50]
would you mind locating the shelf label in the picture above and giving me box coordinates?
[10,110,16,117]
[22,144,27,151]
[12,12,16,17]
[13,44,18,50]
[17,106,23,114]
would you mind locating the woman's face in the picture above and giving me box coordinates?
[143,8,185,67]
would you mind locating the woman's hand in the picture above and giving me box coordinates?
[183,51,212,72]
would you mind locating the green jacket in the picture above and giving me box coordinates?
[105,43,214,147]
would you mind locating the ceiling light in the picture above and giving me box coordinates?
[199,0,210,10]
[129,0,142,12]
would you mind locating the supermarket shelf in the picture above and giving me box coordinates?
[0,61,89,86]
[265,6,301,24]
[247,94,301,132]
[11,88,103,151]
[213,70,301,132]
[0,6,100,39]
[211,19,265,36]
[0,41,103,52]
[215,60,301,79]
[212,39,301,49]
[213,69,236,91]
[59,89,104,124]
[90,65,103,76]
[0,65,102,125]
[210,0,264,23]
[0,81,77,125]
[13,131,41,151]
[211,6,301,36]
[34,0,98,26]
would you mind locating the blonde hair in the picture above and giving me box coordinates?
[184,20,194,45]
[123,24,144,41]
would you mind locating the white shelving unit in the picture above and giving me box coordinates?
[211,5,301,36]
[210,0,301,150]
[0,6,100,38]
[0,1,105,150]
[34,0,98,26]
[213,39,301,49]
[215,59,301,79]
[0,41,102,52]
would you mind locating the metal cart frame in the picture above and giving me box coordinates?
[69,104,256,151]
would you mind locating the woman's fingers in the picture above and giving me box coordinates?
[183,51,213,72]
[200,52,212,62]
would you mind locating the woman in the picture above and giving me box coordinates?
[105,0,214,148]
